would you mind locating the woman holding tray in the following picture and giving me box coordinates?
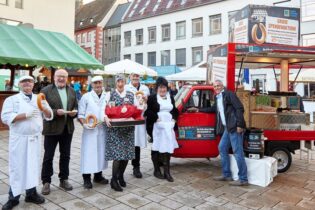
[104,74,135,192]
[145,77,179,182]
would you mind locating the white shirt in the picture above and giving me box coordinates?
[216,91,226,126]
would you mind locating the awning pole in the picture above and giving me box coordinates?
[293,65,303,84]
[235,57,244,93]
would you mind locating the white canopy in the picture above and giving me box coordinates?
[289,69,315,82]
[104,59,157,76]
[166,62,207,81]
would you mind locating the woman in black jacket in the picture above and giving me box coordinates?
[145,77,179,182]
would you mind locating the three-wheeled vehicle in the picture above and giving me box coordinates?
[173,42,315,173]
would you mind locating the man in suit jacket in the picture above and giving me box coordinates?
[40,69,78,195]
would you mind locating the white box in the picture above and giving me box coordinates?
[230,155,277,187]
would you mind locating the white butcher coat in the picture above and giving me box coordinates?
[1,92,53,197]
[78,90,108,174]
[125,83,150,148]
[152,93,178,153]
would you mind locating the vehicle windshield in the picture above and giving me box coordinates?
[175,86,191,107]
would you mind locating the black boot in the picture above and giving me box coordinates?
[151,151,164,179]
[2,200,19,210]
[118,160,128,187]
[162,153,174,182]
[83,174,93,189]
[110,160,123,192]
[93,171,109,185]
[132,147,142,178]
[25,190,45,204]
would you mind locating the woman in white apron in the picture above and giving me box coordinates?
[145,77,179,182]
[78,76,108,189]
[1,76,53,210]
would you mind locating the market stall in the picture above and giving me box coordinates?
[166,62,207,81]
[0,24,103,130]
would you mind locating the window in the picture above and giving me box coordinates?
[81,33,86,43]
[76,35,81,44]
[302,0,315,21]
[124,31,131,47]
[166,0,173,9]
[148,27,156,43]
[162,24,170,41]
[209,14,221,35]
[302,34,315,46]
[0,0,8,5]
[176,48,186,66]
[135,53,143,64]
[192,46,203,65]
[161,50,170,66]
[148,52,156,66]
[124,54,131,60]
[176,21,186,40]
[192,18,203,37]
[136,29,143,45]
[103,27,121,65]
[184,90,214,111]
[15,0,23,9]
[87,31,92,42]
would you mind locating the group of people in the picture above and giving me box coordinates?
[1,69,180,210]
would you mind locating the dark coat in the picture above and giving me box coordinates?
[145,94,179,138]
[201,89,246,135]
[41,84,77,135]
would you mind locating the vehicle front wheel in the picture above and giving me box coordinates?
[270,147,292,173]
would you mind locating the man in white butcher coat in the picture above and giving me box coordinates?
[125,72,150,178]
[78,76,108,189]
[1,75,53,210]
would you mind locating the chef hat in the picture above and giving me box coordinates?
[19,75,34,83]
[91,75,103,83]
[130,70,140,76]
[115,74,125,82]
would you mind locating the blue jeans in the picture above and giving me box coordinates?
[219,128,248,182]
[8,187,36,201]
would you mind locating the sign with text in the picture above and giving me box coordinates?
[178,126,216,140]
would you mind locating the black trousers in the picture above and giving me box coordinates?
[41,127,73,184]
[132,146,140,168]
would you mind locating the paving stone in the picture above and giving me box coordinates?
[68,187,99,199]
[204,196,229,206]
[148,185,177,197]
[195,202,229,210]
[116,193,151,208]
[106,203,135,210]
[168,191,205,207]
[160,198,184,209]
[59,198,93,209]
[223,202,250,210]
[297,199,315,209]
[138,202,171,210]
[272,202,308,210]
[177,206,195,210]
[43,190,76,204]
[83,193,119,209]
[261,189,302,205]
[144,193,166,203]
[39,202,63,210]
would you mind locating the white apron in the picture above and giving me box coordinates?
[152,94,178,153]
[78,90,108,174]
[125,83,150,148]
[1,92,53,197]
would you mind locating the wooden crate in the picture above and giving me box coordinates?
[250,112,279,130]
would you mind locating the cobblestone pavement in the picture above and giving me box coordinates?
[0,122,315,210]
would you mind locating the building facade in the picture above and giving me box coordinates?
[75,0,127,63]
[0,0,75,38]
[120,0,314,70]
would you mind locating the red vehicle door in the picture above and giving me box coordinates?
[173,86,220,158]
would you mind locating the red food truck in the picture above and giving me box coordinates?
[173,42,315,173]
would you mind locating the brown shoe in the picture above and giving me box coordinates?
[213,176,233,181]
[59,180,73,191]
[41,183,50,195]
[229,180,249,186]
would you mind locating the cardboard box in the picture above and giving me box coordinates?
[230,155,277,187]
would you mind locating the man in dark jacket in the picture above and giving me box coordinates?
[40,69,78,195]
[192,80,248,186]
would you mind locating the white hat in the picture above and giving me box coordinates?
[130,71,140,76]
[91,75,103,83]
[19,75,34,83]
